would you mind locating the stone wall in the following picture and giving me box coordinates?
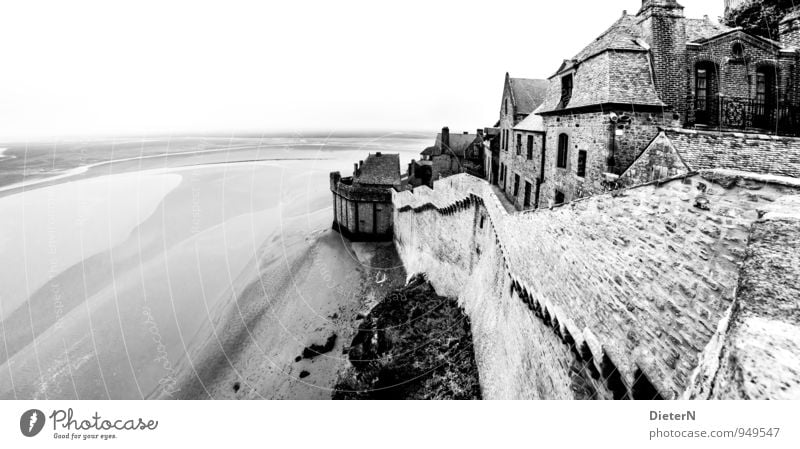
[499,131,544,209]
[330,172,394,240]
[392,173,800,399]
[686,195,800,399]
[539,110,674,205]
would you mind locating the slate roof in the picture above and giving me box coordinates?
[663,128,800,178]
[355,153,401,186]
[539,13,731,114]
[514,105,545,132]
[433,133,482,157]
[685,18,730,42]
[571,14,645,63]
[509,78,549,115]
[539,51,666,113]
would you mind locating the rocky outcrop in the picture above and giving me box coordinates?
[333,274,481,400]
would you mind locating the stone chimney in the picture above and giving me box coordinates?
[780,7,800,48]
[441,126,450,152]
[353,163,359,177]
[477,129,484,137]
[637,0,687,118]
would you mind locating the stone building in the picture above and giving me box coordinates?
[499,106,546,209]
[419,126,484,181]
[519,0,800,207]
[330,152,400,241]
[496,74,548,201]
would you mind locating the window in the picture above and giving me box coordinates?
[577,150,587,177]
[513,174,520,196]
[756,72,767,105]
[559,74,573,109]
[554,190,565,205]
[527,135,534,160]
[696,68,708,111]
[732,42,744,58]
[504,98,509,116]
[556,133,569,168]
[516,134,522,155]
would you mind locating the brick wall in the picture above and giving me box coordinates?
[393,172,800,399]
[639,2,688,116]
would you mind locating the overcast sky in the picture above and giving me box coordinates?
[0,0,724,139]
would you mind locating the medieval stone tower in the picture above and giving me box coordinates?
[637,0,688,118]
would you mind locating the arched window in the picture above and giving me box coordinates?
[556,133,569,168]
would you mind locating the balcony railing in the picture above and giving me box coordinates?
[688,95,800,136]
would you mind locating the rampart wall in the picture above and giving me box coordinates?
[392,173,800,399]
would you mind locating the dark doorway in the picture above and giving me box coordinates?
[523,181,532,208]
[554,190,565,205]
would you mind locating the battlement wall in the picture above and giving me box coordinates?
[393,172,800,399]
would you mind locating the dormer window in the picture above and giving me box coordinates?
[559,74,573,109]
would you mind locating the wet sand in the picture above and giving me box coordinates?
[0,137,416,399]
[164,233,405,399]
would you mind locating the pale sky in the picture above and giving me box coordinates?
[0,0,723,140]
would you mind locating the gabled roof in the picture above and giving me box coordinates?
[689,27,788,52]
[663,128,800,178]
[508,76,549,115]
[355,153,401,186]
[513,105,545,132]
[433,133,482,157]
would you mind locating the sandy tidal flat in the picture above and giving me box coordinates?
[0,141,410,399]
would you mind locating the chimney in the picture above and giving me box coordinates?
[442,126,450,152]
[353,163,359,177]
[477,129,484,137]
[376,152,382,157]
[638,0,686,118]
[780,8,800,48]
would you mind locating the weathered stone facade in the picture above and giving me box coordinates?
[521,1,800,207]
[538,110,678,205]
[393,173,800,399]
[330,153,400,241]
[500,130,544,209]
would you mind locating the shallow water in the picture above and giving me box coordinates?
[0,136,425,399]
